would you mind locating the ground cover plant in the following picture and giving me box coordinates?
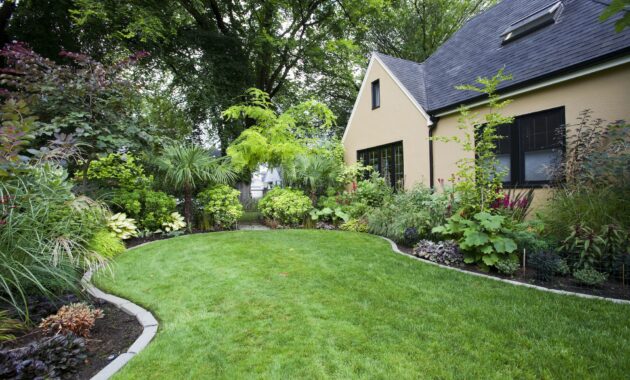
[95,231,630,379]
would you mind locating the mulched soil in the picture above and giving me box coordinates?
[3,299,143,379]
[396,243,630,301]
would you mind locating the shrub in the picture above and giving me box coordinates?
[495,257,520,276]
[107,213,138,240]
[340,218,368,233]
[0,334,87,379]
[259,187,311,226]
[112,189,177,232]
[197,185,243,230]
[527,251,568,282]
[368,185,452,244]
[83,153,152,190]
[559,224,629,273]
[432,212,517,266]
[413,240,463,266]
[573,267,608,287]
[39,303,103,338]
[354,175,392,208]
[88,230,125,259]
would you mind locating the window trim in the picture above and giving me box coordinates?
[357,141,404,189]
[371,79,380,109]
[496,106,565,188]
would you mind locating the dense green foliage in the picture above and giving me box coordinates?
[259,187,312,226]
[197,185,244,230]
[88,230,126,260]
[95,231,630,379]
[112,189,177,232]
[433,212,518,267]
[367,185,452,244]
[84,153,152,190]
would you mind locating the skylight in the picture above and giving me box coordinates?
[502,2,563,44]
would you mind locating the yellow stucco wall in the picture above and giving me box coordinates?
[343,58,431,189]
[343,60,630,210]
[433,63,630,208]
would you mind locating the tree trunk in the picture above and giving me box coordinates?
[184,184,193,230]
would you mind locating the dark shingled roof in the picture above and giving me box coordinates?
[374,0,630,114]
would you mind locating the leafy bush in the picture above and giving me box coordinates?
[309,207,349,225]
[490,188,534,223]
[88,230,125,259]
[107,213,138,240]
[0,334,87,379]
[84,153,152,190]
[367,185,451,244]
[527,251,568,282]
[112,189,177,232]
[432,212,517,266]
[354,175,392,208]
[573,267,608,287]
[559,224,629,273]
[197,185,243,230]
[259,187,312,226]
[39,303,103,338]
[413,240,463,266]
[162,212,186,233]
[495,257,520,276]
[340,218,368,233]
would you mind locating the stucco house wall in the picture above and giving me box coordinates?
[432,63,630,209]
[343,58,431,189]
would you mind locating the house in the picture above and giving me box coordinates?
[342,0,630,207]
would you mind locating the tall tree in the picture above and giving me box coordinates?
[365,0,496,62]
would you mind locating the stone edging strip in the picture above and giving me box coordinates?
[81,269,159,380]
[379,236,630,305]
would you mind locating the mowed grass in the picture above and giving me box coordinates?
[96,230,630,379]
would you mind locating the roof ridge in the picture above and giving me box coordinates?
[373,51,423,66]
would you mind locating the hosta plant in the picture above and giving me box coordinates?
[432,212,517,266]
[108,213,138,240]
[573,267,608,287]
[39,303,103,338]
[162,212,186,233]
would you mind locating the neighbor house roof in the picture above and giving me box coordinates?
[374,0,630,114]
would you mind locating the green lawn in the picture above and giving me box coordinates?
[96,230,630,379]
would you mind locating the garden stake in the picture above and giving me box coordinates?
[522,249,526,275]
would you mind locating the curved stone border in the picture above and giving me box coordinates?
[379,236,630,305]
[81,269,159,380]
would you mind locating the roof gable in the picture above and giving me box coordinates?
[373,0,630,113]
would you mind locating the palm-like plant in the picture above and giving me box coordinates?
[154,143,236,226]
[283,154,341,202]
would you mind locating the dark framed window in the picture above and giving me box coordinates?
[494,107,565,187]
[371,79,380,109]
[357,141,404,189]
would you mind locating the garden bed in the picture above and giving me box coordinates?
[1,298,142,379]
[395,244,630,301]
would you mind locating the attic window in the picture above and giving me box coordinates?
[502,2,562,44]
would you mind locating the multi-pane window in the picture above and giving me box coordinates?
[371,79,380,109]
[494,107,565,186]
[357,141,404,189]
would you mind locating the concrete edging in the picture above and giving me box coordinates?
[379,236,630,305]
[81,269,159,380]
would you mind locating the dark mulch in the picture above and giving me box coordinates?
[3,300,142,379]
[396,243,630,301]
